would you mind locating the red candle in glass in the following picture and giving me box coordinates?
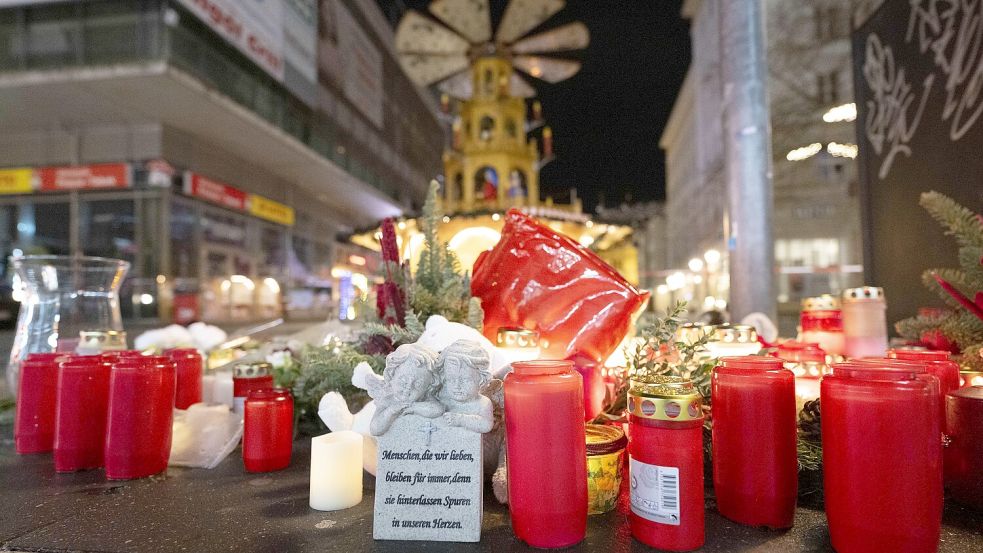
[242,388,294,472]
[14,353,66,454]
[946,386,983,510]
[628,376,704,552]
[233,362,274,415]
[821,361,942,552]
[887,349,960,427]
[504,360,587,548]
[104,356,177,480]
[168,348,203,409]
[54,356,111,472]
[711,356,797,529]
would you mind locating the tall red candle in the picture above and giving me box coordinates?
[104,356,176,480]
[945,386,983,510]
[821,361,942,552]
[54,356,111,472]
[14,353,66,454]
[168,348,203,409]
[628,375,704,552]
[887,349,961,410]
[711,356,797,529]
[242,388,294,473]
[504,360,587,548]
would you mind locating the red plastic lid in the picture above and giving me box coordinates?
[719,356,785,370]
[511,360,574,376]
[887,348,950,362]
[59,357,110,371]
[112,355,175,370]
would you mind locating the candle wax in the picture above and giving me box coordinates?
[309,431,363,511]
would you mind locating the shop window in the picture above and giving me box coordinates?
[18,201,70,256]
[170,199,198,278]
[80,198,136,266]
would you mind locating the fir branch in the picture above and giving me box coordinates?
[958,246,983,284]
[920,191,983,248]
[895,313,947,342]
[922,268,973,310]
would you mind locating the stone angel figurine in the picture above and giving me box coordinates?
[368,343,444,437]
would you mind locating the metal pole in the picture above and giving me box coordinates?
[720,0,776,322]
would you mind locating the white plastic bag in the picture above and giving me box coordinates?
[169,403,243,469]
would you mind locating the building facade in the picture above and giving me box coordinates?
[0,0,444,323]
[658,0,862,333]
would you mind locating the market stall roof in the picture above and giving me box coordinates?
[0,63,404,229]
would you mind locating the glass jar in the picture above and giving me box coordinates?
[104,356,177,480]
[54,356,111,472]
[711,357,797,529]
[798,295,844,356]
[887,349,961,425]
[6,255,129,398]
[841,287,888,358]
[233,362,274,415]
[243,388,294,473]
[628,375,704,552]
[168,348,204,409]
[504,360,587,548]
[14,352,67,454]
[945,386,983,510]
[821,361,942,552]
[702,324,761,359]
[585,424,627,515]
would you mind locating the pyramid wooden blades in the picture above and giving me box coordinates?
[395,10,470,55]
[495,0,565,44]
[511,21,589,54]
[428,0,492,44]
[399,53,470,86]
[512,55,582,83]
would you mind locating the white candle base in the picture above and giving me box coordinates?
[310,431,363,511]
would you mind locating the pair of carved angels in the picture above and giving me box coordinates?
[367,340,497,438]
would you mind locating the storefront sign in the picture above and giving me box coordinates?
[183,172,248,211]
[248,194,295,226]
[37,163,131,191]
[0,168,34,194]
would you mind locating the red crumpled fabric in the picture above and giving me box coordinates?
[472,209,650,364]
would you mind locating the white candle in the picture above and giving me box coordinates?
[213,371,234,407]
[310,431,363,511]
[202,373,215,404]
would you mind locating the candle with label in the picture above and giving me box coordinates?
[14,353,65,454]
[54,356,111,472]
[712,356,797,529]
[504,360,587,548]
[821,361,942,552]
[628,375,704,551]
[309,430,363,511]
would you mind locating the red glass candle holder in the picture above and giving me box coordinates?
[233,362,274,415]
[887,349,960,428]
[168,348,203,409]
[242,388,294,473]
[54,356,111,472]
[628,376,704,552]
[104,356,177,480]
[946,386,983,510]
[504,360,587,548]
[711,356,797,529]
[14,353,67,454]
[821,361,942,552]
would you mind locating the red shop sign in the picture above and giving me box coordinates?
[37,163,132,191]
[182,172,248,211]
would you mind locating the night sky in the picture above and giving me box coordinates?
[378,0,691,212]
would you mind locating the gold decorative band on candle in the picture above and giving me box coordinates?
[78,330,127,351]
[496,327,540,349]
[585,424,627,515]
[959,370,983,388]
[801,294,840,311]
[675,322,711,346]
[709,323,758,344]
[234,361,272,378]
[842,286,885,302]
[628,375,703,421]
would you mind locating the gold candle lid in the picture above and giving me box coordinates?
[78,330,127,351]
[709,323,758,344]
[496,327,540,349]
[801,294,840,311]
[675,322,711,346]
[628,374,703,422]
[843,286,885,302]
[234,361,272,378]
[585,424,627,456]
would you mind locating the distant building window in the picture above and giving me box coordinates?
[817,70,840,103]
[479,115,495,141]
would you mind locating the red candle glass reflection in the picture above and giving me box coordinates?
[711,357,797,529]
[628,376,704,552]
[504,360,587,548]
[242,388,294,472]
[14,353,65,454]
[946,387,983,510]
[54,356,111,472]
[821,361,942,552]
[104,356,176,480]
[168,348,203,409]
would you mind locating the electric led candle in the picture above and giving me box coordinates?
[841,287,888,358]
[711,357,797,529]
[945,386,983,510]
[104,356,177,480]
[14,353,65,454]
[702,324,761,359]
[309,430,363,511]
[243,388,294,473]
[628,375,704,552]
[54,356,111,472]
[504,360,587,548]
[821,361,942,552]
